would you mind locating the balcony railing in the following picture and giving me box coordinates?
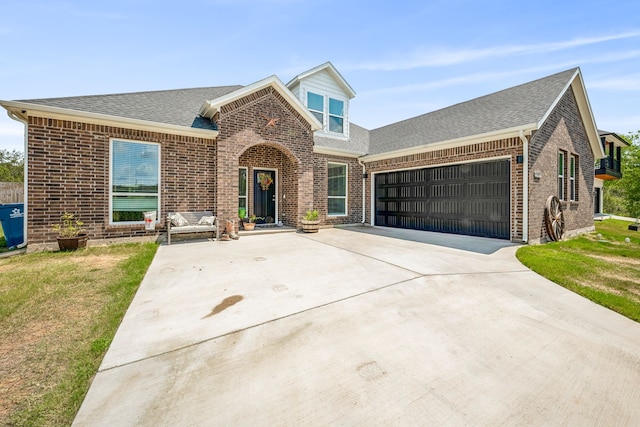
[595,157,622,179]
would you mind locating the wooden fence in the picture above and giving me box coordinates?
[0,182,24,204]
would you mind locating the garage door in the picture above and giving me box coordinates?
[375,160,510,239]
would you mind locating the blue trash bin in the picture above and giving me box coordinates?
[0,203,25,247]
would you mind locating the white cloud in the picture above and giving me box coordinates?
[349,31,640,71]
[359,50,640,98]
[589,74,640,91]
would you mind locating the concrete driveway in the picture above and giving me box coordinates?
[74,227,640,426]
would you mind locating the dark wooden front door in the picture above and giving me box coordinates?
[254,169,276,223]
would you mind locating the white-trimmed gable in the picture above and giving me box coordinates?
[287,62,355,139]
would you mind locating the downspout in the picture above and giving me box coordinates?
[7,110,28,249]
[519,129,529,243]
[357,157,366,224]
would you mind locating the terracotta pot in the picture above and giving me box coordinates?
[301,219,320,233]
[243,222,256,231]
[56,234,89,251]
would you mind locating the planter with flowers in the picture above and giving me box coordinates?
[52,212,88,251]
[242,214,262,231]
[301,209,320,233]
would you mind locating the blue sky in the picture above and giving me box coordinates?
[1,0,639,152]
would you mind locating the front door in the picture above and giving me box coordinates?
[254,169,276,223]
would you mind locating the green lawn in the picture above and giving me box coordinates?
[516,219,640,322]
[0,243,158,425]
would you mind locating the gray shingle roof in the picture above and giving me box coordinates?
[313,122,369,155]
[13,68,580,156]
[18,86,243,130]
[366,68,578,155]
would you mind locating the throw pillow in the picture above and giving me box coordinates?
[198,215,216,226]
[169,213,189,227]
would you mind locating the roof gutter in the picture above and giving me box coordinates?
[360,124,538,163]
[519,129,529,243]
[5,109,28,249]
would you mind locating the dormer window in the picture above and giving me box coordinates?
[305,91,347,136]
[307,92,324,125]
[329,98,344,133]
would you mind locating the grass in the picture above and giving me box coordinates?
[516,219,640,322]
[0,243,158,426]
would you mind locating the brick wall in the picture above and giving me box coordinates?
[363,137,525,241]
[313,154,364,225]
[528,87,595,243]
[216,87,315,228]
[26,116,216,245]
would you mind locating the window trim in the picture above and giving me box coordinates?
[109,138,161,225]
[558,151,566,201]
[239,167,248,215]
[327,162,348,216]
[328,97,344,134]
[304,88,348,136]
[569,154,576,202]
[306,91,324,126]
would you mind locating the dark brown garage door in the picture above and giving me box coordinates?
[375,160,510,239]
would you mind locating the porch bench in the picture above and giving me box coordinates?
[166,211,220,245]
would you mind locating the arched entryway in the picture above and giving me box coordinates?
[239,144,300,227]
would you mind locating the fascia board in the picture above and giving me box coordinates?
[286,62,356,98]
[202,75,322,131]
[1,100,219,139]
[536,69,605,160]
[360,125,537,163]
[571,74,607,159]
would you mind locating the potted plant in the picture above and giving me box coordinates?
[301,209,320,233]
[243,214,261,231]
[51,212,88,251]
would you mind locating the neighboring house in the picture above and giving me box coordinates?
[1,62,607,249]
[594,130,629,214]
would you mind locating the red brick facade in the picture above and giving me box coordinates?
[216,87,315,228]
[26,117,216,247]
[313,154,364,225]
[21,79,596,248]
[528,87,595,243]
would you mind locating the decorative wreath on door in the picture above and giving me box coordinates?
[258,172,273,191]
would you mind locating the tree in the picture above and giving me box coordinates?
[0,150,24,182]
[604,131,640,218]
[620,131,640,218]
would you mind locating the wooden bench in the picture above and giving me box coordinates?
[166,211,220,245]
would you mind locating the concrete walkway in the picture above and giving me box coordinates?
[74,227,640,426]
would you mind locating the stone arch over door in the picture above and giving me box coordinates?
[238,143,301,227]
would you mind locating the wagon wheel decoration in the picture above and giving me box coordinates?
[545,195,565,241]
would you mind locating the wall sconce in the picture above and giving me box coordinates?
[534,170,542,179]
[516,155,523,164]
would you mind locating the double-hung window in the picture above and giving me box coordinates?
[328,98,344,133]
[307,92,324,125]
[569,155,576,201]
[558,151,566,201]
[110,139,160,223]
[328,162,347,216]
